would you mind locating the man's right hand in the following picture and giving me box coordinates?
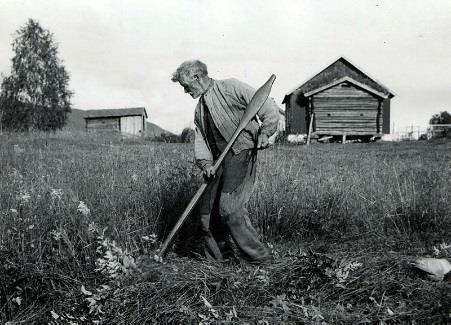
[203,164,215,179]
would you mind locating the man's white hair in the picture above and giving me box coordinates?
[171,60,208,82]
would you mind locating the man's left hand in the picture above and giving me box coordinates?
[257,133,269,149]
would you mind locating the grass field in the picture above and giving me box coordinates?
[0,132,450,323]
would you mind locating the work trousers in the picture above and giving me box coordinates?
[198,149,270,263]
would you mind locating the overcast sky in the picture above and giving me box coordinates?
[1,0,450,134]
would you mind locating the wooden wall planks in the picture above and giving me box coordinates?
[313,82,382,134]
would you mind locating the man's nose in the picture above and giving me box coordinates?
[184,88,189,93]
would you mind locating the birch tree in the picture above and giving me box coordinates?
[0,19,72,131]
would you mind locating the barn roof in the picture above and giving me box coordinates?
[84,107,148,119]
[283,57,395,102]
[304,76,389,99]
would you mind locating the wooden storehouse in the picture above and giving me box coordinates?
[84,107,147,137]
[283,57,394,140]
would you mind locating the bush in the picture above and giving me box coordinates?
[150,132,183,143]
[180,127,195,143]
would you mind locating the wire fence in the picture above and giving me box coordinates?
[390,124,451,141]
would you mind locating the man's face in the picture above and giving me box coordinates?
[179,76,203,99]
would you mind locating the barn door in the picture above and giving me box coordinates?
[120,116,143,136]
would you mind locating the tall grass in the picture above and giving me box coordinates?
[0,131,449,322]
[1,132,449,257]
[252,141,450,244]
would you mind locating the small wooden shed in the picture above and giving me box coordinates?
[283,57,394,140]
[84,107,147,136]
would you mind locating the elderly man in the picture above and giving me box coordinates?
[171,60,280,264]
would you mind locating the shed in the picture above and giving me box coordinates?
[283,57,394,140]
[83,107,147,136]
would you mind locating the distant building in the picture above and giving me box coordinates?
[282,57,395,140]
[268,107,286,144]
[277,107,286,132]
[83,107,147,137]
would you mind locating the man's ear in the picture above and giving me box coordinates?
[193,74,199,81]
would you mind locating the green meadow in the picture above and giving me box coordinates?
[1,132,449,323]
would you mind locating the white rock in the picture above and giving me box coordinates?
[411,257,451,281]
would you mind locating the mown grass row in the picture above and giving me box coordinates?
[0,131,449,323]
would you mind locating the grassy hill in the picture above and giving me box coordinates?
[64,108,173,137]
[146,121,172,137]
[63,108,86,131]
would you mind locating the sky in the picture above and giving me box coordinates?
[0,0,450,134]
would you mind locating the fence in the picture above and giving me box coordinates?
[389,124,451,141]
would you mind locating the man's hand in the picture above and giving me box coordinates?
[257,133,269,149]
[203,164,215,179]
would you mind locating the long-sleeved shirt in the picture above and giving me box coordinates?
[194,78,280,169]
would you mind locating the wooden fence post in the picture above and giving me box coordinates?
[307,113,314,145]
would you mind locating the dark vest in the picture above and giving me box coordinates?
[202,96,227,159]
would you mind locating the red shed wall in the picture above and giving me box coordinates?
[382,98,391,134]
[285,91,308,134]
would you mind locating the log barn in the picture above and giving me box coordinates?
[283,57,394,141]
[83,107,147,137]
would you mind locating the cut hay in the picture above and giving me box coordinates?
[2,245,450,323]
[83,250,451,323]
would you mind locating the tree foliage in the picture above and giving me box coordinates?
[152,132,182,143]
[429,111,451,125]
[0,18,72,131]
[180,127,195,143]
